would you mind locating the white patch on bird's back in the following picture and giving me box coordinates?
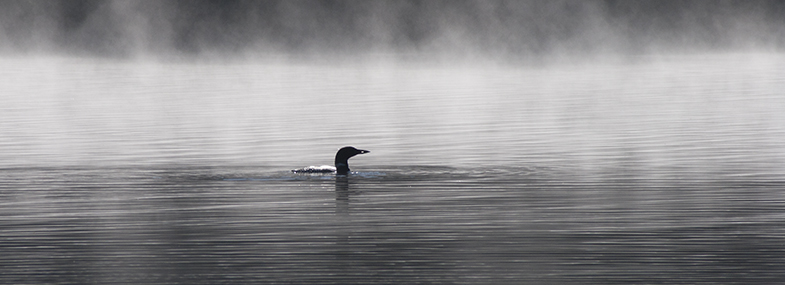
[291,165,336,173]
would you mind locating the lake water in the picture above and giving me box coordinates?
[1,53,784,284]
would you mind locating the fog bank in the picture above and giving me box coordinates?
[2,0,784,60]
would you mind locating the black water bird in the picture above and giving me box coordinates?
[292,146,369,175]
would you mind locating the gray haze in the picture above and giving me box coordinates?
[2,0,784,60]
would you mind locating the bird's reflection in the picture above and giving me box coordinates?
[333,175,353,255]
[334,175,350,215]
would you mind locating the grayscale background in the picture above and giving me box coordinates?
[1,1,784,284]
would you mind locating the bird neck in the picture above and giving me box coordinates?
[335,162,349,174]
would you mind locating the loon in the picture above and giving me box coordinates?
[291,146,369,175]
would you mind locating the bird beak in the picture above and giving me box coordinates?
[359,149,370,154]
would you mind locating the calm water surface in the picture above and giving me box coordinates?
[1,54,785,284]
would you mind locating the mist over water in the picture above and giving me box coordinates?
[2,0,784,60]
[2,1,785,284]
